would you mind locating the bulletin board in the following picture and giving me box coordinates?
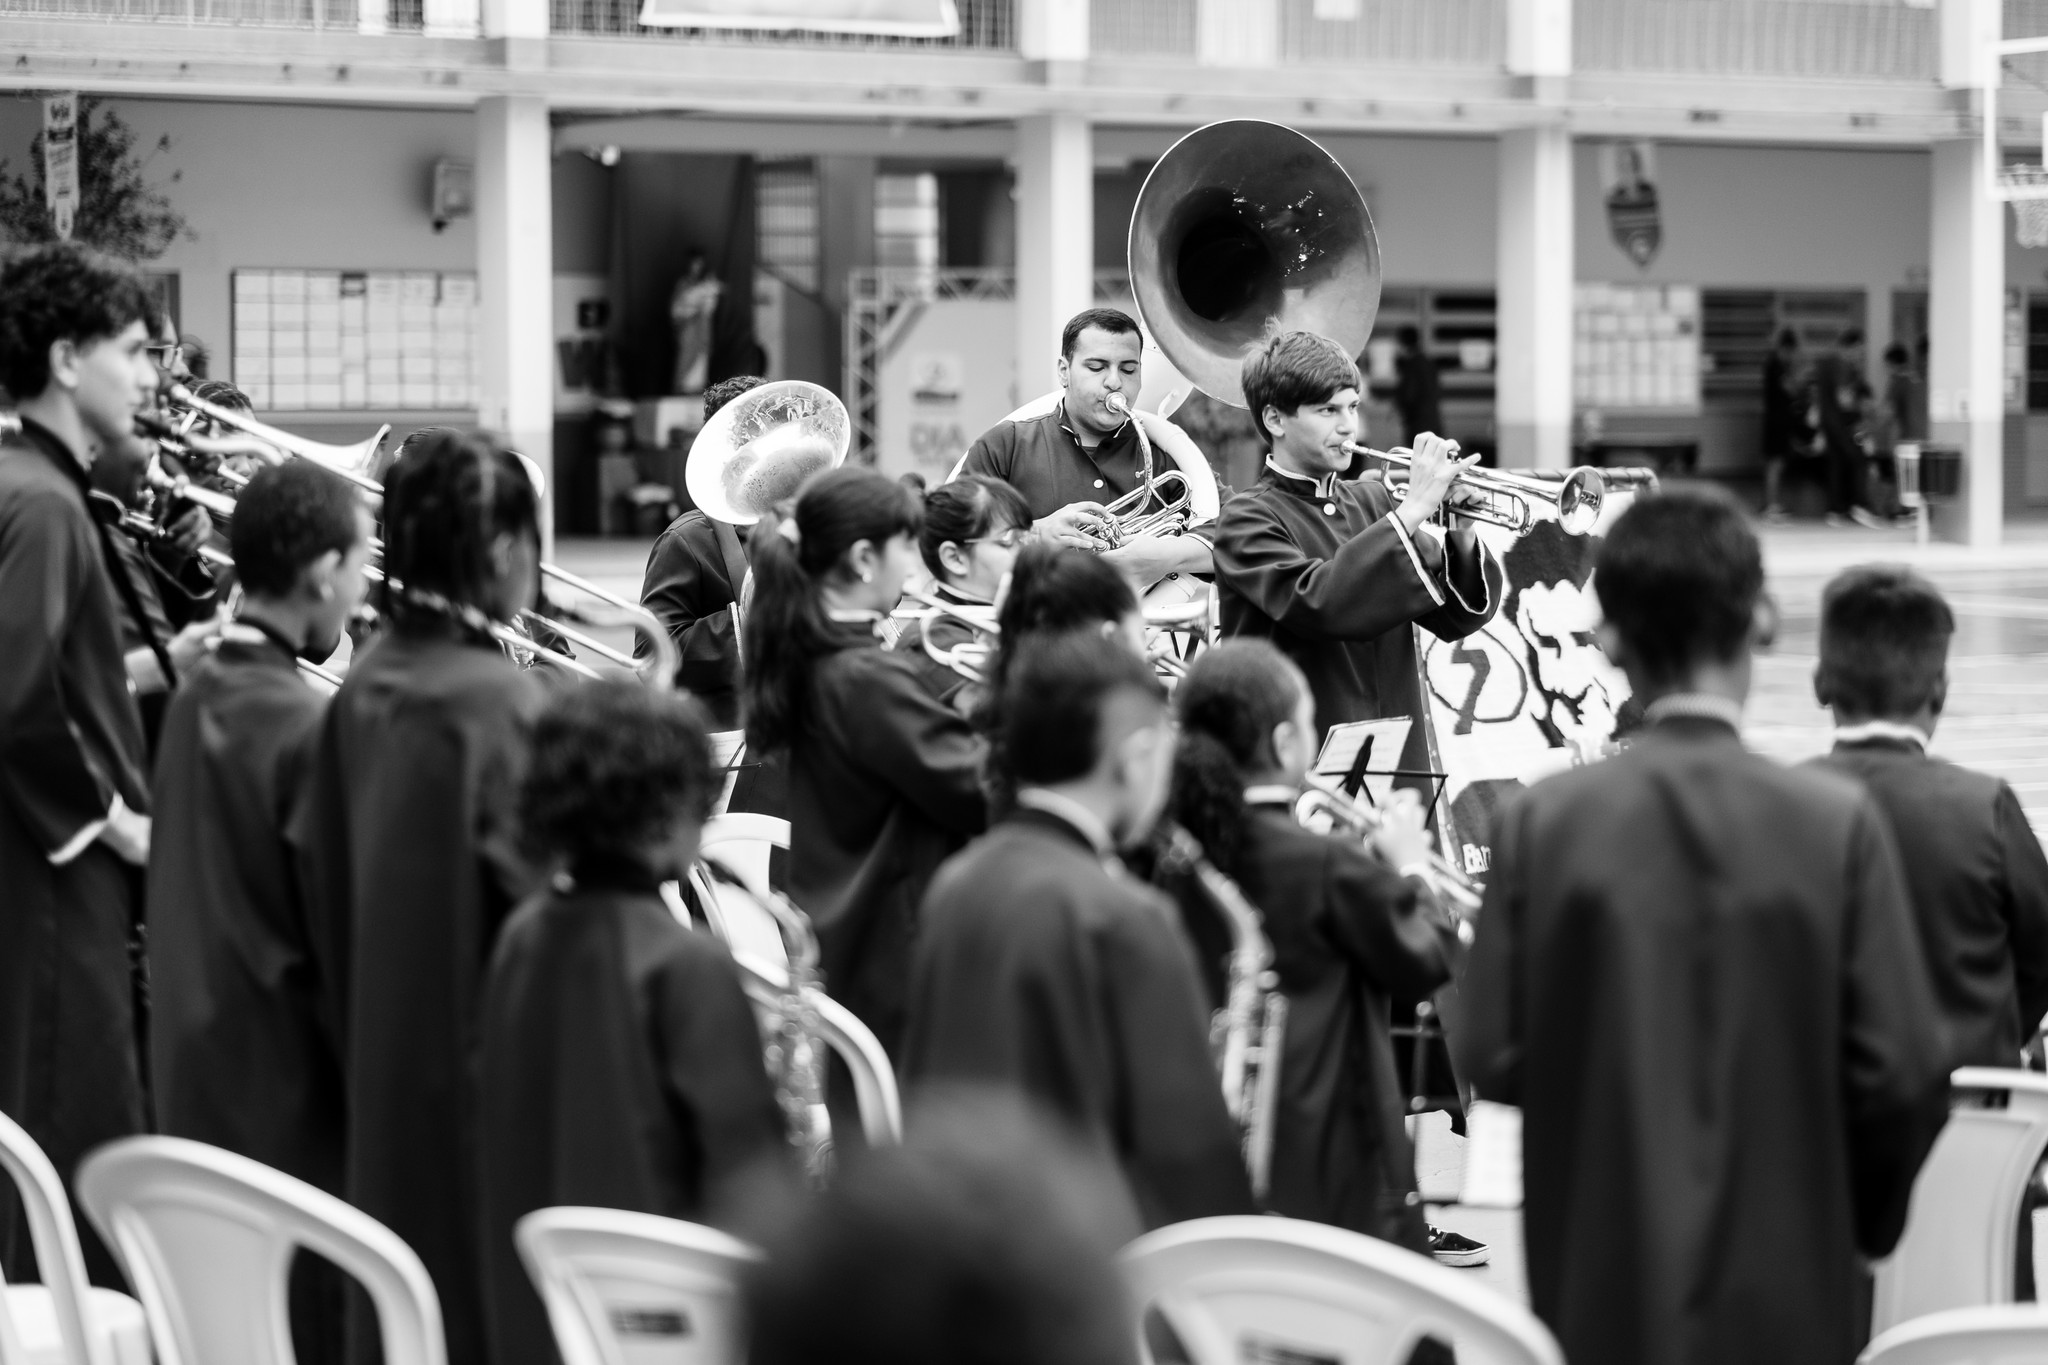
[232,269,478,412]
[1573,282,1701,412]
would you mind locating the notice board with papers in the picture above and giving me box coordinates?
[232,268,478,412]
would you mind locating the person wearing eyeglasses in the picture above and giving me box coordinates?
[888,474,1031,712]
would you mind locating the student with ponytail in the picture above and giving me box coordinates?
[741,466,987,1059]
[888,474,1031,711]
[1165,640,1470,1259]
[290,429,549,1365]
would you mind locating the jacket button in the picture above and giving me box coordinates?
[1324,503,1337,515]
[1094,479,1104,489]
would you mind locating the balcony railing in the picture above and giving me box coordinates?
[1092,0,1502,66]
[1575,0,1936,82]
[0,0,391,27]
[549,0,1013,46]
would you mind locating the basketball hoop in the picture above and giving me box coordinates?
[2003,166,2048,247]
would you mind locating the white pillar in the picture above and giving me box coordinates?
[475,95,556,550]
[1197,0,1277,67]
[1013,113,1093,402]
[1928,137,2006,546]
[1496,125,1574,470]
[1017,0,1087,61]
[1506,0,1571,76]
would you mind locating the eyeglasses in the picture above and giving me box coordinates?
[145,343,185,369]
[964,527,1028,551]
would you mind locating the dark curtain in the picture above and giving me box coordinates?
[708,156,762,384]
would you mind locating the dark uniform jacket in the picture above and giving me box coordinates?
[885,582,985,713]
[0,419,151,1288]
[477,863,786,1365]
[291,623,546,1365]
[786,619,987,1057]
[1457,717,1950,1365]
[1170,800,1459,1246]
[902,804,1255,1229]
[636,509,746,728]
[1212,463,1502,779]
[1813,734,2048,1070]
[149,624,342,1192]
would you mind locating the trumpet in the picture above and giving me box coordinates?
[1346,442,1605,538]
[1154,822,1285,1200]
[1295,772,1483,917]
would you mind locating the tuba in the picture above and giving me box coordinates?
[1154,823,1285,1201]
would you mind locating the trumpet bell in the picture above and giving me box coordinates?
[1555,467,1606,536]
[687,380,851,525]
[1129,120,1382,408]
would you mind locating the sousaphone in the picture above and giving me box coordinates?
[1129,120,1381,408]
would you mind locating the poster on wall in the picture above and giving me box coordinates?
[233,269,478,413]
[42,94,78,241]
[1600,140,1662,268]
[1420,489,1647,879]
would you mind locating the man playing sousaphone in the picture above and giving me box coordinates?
[957,307,1215,594]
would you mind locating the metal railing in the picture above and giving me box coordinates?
[1280,0,1502,67]
[550,0,1012,46]
[1575,0,1936,82]
[0,0,396,26]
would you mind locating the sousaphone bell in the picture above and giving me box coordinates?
[687,380,852,526]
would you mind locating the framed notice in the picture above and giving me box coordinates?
[232,268,479,412]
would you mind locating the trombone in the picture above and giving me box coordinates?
[144,388,679,689]
[893,589,1188,684]
[1347,442,1606,538]
[1295,772,1482,917]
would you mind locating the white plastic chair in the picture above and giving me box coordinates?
[1859,1305,2048,1364]
[1872,1068,2048,1334]
[729,952,903,1146]
[1120,1216,1563,1365]
[514,1208,758,1365]
[0,1112,148,1365]
[705,733,745,818]
[685,816,791,969]
[74,1135,446,1365]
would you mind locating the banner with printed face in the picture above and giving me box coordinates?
[1600,140,1661,268]
[1420,490,1646,881]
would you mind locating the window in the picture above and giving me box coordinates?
[875,172,940,276]
[757,161,820,293]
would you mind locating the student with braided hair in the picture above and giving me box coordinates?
[289,429,548,1365]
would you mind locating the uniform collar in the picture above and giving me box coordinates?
[1833,720,1929,752]
[1056,397,1133,453]
[13,415,93,493]
[1014,788,1117,861]
[1263,456,1340,500]
[1643,692,1744,733]
[221,618,305,664]
[1243,784,1299,809]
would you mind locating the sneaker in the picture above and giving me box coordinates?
[1427,1225,1491,1267]
[1849,506,1887,530]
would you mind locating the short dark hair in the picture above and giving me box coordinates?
[920,475,1031,580]
[1594,486,1763,684]
[1839,326,1865,349]
[1003,629,1164,787]
[704,375,765,423]
[230,462,364,598]
[1396,324,1422,349]
[744,1091,1136,1365]
[1776,328,1799,351]
[520,681,719,864]
[1241,331,1362,448]
[381,429,540,618]
[1060,308,1141,359]
[1883,342,1910,367]
[0,243,157,401]
[1816,564,1954,718]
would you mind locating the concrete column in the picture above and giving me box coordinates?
[1507,0,1570,77]
[1013,113,1093,401]
[1017,0,1087,61]
[1197,0,1277,67]
[819,156,877,402]
[1495,125,1574,470]
[475,95,556,549]
[1928,137,2006,546]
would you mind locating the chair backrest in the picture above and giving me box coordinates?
[0,1111,106,1365]
[1872,1068,2048,1333]
[687,816,792,969]
[1120,1216,1564,1365]
[1859,1305,2048,1365]
[74,1137,446,1365]
[513,1208,758,1365]
[731,953,903,1147]
[706,733,745,818]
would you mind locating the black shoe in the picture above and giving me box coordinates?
[1427,1224,1491,1267]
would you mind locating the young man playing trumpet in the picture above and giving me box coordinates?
[1211,330,1503,786]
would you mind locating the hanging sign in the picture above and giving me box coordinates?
[43,93,79,241]
[1600,140,1662,268]
[635,0,957,33]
